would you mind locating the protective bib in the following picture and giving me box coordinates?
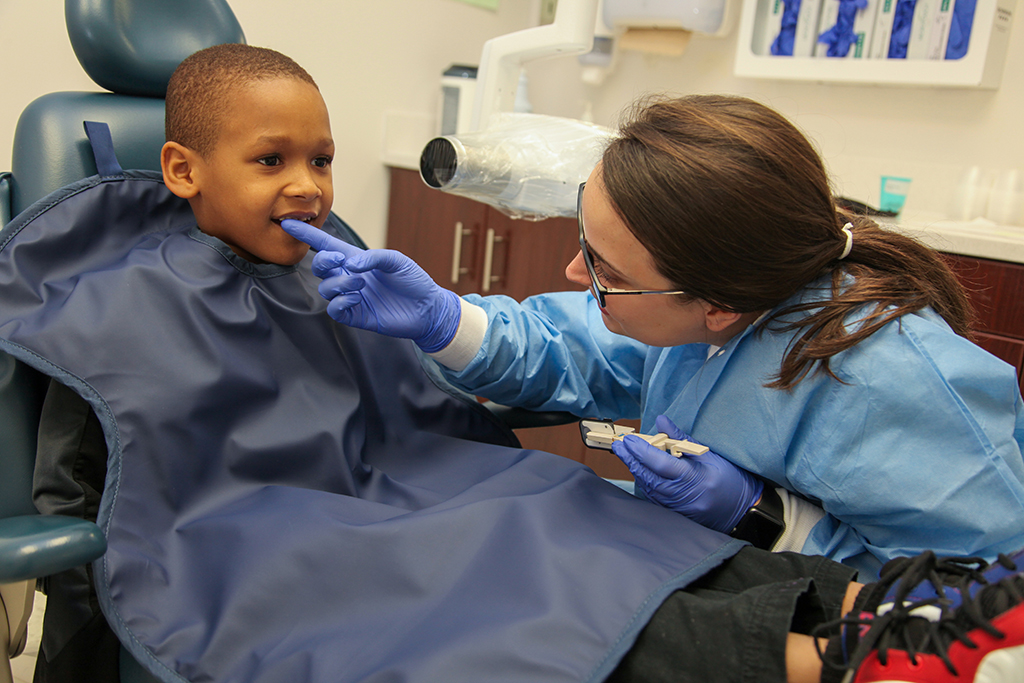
[0,133,741,683]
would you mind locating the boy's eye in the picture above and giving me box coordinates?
[312,156,333,169]
[257,155,282,167]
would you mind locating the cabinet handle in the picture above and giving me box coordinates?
[450,221,472,284]
[481,227,504,293]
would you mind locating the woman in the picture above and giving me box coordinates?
[283,94,1024,579]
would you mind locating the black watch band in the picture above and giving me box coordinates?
[729,484,785,550]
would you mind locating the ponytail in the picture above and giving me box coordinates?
[765,210,975,389]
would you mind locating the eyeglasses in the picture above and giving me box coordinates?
[577,182,686,309]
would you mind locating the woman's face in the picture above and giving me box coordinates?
[565,168,716,347]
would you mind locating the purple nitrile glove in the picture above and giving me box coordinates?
[612,414,763,534]
[281,219,461,353]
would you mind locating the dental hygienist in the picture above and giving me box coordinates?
[283,94,1024,579]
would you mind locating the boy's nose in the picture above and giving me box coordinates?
[287,167,323,199]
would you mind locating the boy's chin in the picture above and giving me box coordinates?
[222,243,308,267]
[277,246,315,267]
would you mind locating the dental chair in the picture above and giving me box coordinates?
[0,1,244,681]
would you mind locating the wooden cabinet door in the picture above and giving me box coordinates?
[942,253,1024,395]
[943,254,1024,339]
[484,210,584,300]
[386,167,488,296]
[387,167,586,300]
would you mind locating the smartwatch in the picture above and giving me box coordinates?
[729,484,785,550]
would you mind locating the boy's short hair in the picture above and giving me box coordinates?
[165,43,319,157]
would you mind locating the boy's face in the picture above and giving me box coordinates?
[185,77,334,266]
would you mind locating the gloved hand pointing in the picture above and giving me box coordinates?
[281,220,461,353]
[612,414,763,534]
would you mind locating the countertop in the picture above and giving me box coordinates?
[888,212,1024,265]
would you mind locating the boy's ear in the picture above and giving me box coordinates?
[161,141,200,199]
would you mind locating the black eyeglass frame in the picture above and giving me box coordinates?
[576,182,686,308]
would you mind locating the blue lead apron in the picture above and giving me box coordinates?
[0,126,741,683]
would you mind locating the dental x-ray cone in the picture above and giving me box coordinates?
[419,112,614,220]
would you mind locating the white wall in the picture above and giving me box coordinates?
[2,0,1021,247]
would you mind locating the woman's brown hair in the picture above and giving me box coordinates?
[601,94,974,389]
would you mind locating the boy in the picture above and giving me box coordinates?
[29,42,334,681]
[16,44,1023,683]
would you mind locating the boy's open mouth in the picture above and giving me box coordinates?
[272,215,316,225]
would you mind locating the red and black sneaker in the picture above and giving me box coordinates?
[817,550,1024,682]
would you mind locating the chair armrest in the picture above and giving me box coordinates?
[0,172,11,227]
[480,401,579,430]
[0,515,106,583]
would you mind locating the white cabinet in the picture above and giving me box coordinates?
[734,0,1016,87]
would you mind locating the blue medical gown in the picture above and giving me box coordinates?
[440,289,1024,578]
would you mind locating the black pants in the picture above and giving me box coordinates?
[609,546,858,683]
[33,380,119,683]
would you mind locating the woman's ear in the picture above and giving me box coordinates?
[161,142,200,199]
[700,301,765,345]
[701,301,746,333]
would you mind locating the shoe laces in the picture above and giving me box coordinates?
[864,548,1015,614]
[815,552,1022,680]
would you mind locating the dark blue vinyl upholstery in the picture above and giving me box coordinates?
[66,0,245,98]
[10,93,168,214]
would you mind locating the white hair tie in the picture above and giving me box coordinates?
[838,223,854,260]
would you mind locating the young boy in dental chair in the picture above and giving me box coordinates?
[29,43,337,682]
[16,44,1024,683]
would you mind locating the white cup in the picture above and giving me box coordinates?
[949,166,995,221]
[985,169,1023,226]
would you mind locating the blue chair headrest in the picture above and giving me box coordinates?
[65,0,246,97]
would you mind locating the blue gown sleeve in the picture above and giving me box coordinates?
[437,291,650,420]
[804,326,1024,574]
[773,312,1022,576]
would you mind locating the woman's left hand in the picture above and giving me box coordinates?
[611,415,763,534]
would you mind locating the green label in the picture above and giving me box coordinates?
[941,0,951,10]
[854,33,865,57]
[883,0,892,11]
